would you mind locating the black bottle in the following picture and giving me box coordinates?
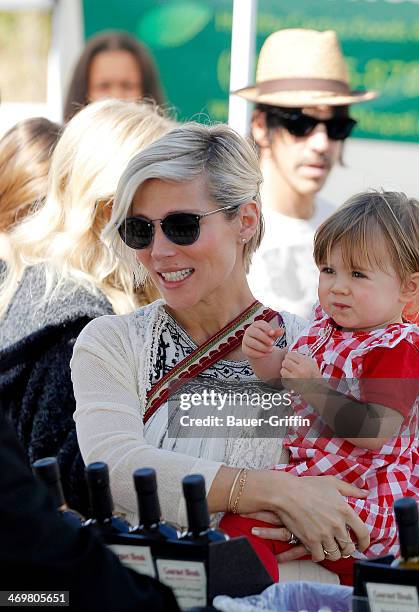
[130,468,179,540]
[84,461,131,539]
[32,457,84,528]
[180,474,228,543]
[392,497,419,569]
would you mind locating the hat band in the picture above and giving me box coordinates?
[257,77,350,96]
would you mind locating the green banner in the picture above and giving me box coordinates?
[83,0,419,142]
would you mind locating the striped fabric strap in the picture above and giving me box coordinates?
[144,301,279,424]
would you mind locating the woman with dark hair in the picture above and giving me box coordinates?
[64,30,165,122]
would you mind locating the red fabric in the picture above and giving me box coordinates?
[360,341,418,416]
[219,315,418,584]
[276,313,418,560]
[220,514,354,586]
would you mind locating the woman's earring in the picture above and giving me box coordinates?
[241,238,246,243]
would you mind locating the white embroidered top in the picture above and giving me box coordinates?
[71,299,306,526]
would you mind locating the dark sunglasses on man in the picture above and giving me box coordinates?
[265,106,357,141]
[118,204,241,250]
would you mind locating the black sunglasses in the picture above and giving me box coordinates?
[118,205,240,249]
[266,109,356,141]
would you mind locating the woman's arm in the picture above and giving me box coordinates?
[71,317,224,526]
[72,316,369,559]
[208,466,370,561]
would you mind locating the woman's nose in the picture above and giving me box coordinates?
[149,224,177,259]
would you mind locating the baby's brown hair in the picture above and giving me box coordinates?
[314,191,419,283]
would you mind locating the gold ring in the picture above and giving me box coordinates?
[323,546,340,556]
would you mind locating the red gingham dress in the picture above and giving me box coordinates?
[274,308,419,559]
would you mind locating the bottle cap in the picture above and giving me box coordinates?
[394,497,418,526]
[32,457,66,507]
[133,468,157,494]
[85,462,110,488]
[182,474,206,501]
[32,457,60,484]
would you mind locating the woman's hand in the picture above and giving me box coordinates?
[244,470,369,563]
[240,511,292,543]
[239,512,308,561]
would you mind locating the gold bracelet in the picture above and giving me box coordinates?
[231,468,248,515]
[227,468,244,513]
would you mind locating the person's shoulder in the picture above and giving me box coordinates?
[360,323,418,362]
[278,310,310,343]
[391,323,419,353]
[75,299,165,347]
[375,322,418,345]
[362,329,419,379]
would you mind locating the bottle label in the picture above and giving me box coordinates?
[108,544,156,578]
[156,558,206,609]
[366,582,419,612]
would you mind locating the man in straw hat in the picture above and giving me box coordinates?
[234,28,377,319]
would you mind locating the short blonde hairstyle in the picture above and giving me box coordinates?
[104,122,263,283]
[0,99,174,317]
[314,190,419,283]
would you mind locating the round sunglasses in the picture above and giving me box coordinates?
[266,109,356,141]
[118,204,240,249]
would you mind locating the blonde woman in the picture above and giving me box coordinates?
[0,99,173,513]
[0,117,61,263]
[72,123,370,580]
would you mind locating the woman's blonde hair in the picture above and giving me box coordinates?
[314,190,419,283]
[0,117,61,233]
[104,122,263,284]
[0,99,174,317]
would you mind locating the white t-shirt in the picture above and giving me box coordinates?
[248,198,337,318]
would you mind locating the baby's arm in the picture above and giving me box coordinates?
[242,320,286,382]
[281,352,402,450]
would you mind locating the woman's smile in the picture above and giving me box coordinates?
[158,268,195,285]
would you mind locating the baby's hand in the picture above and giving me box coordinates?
[242,320,284,359]
[280,352,321,380]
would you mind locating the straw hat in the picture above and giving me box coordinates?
[233,28,377,107]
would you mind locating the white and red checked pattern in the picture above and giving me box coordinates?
[274,308,418,559]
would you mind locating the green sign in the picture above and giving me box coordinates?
[83,0,419,142]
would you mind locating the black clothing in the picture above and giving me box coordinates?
[0,265,114,513]
[0,408,180,612]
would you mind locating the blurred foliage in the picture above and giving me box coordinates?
[0,11,51,102]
